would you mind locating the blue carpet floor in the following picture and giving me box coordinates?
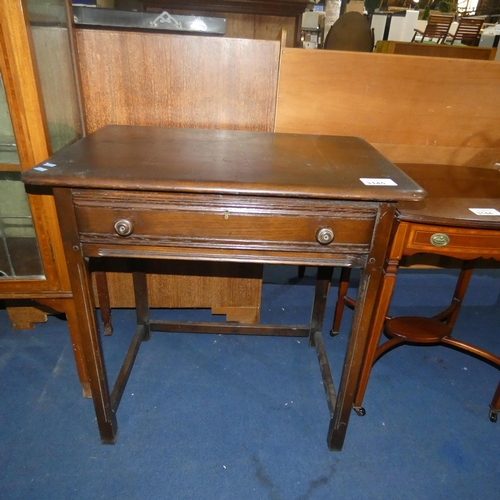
[1,266,499,499]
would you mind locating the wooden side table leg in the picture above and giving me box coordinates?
[433,260,475,329]
[54,188,117,444]
[352,255,400,411]
[489,382,500,423]
[331,267,352,335]
[62,298,92,398]
[327,203,396,451]
[308,266,333,347]
[94,270,113,336]
[132,265,151,342]
[70,260,117,443]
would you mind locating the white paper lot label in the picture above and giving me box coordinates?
[469,208,500,216]
[360,178,397,186]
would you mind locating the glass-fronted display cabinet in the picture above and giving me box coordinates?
[0,0,82,286]
[0,0,89,395]
[0,75,44,279]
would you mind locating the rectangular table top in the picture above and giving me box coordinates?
[23,126,425,203]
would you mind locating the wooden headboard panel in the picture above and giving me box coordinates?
[276,49,500,168]
[75,29,280,134]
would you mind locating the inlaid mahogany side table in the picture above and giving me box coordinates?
[332,163,500,422]
[22,125,424,451]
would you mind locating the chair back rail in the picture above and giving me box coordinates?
[447,16,485,45]
[412,13,454,43]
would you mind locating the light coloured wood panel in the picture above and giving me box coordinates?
[0,163,21,171]
[276,49,500,167]
[75,29,280,133]
[225,13,258,38]
[369,144,500,169]
[91,262,262,323]
[254,14,296,45]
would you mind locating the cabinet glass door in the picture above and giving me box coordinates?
[27,0,82,155]
[0,76,44,278]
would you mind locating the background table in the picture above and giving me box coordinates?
[334,163,500,422]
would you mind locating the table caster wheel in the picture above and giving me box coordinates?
[489,410,498,423]
[354,406,366,416]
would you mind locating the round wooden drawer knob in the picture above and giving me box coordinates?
[316,227,335,245]
[114,219,134,237]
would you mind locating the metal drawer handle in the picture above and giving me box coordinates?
[316,227,335,245]
[114,219,134,237]
[430,233,450,247]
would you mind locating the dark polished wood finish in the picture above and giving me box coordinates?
[23,125,424,450]
[140,0,309,16]
[333,163,500,422]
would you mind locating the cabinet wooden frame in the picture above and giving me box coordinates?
[0,0,90,396]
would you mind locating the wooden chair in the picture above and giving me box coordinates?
[324,11,374,52]
[411,13,454,44]
[445,16,485,46]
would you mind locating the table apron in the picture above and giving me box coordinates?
[82,243,369,267]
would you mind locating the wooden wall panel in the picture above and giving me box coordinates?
[276,49,500,168]
[253,14,296,45]
[76,29,280,133]
[76,29,282,321]
[224,13,257,38]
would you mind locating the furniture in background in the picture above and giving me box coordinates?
[374,39,497,59]
[479,23,500,55]
[324,12,374,52]
[371,9,419,45]
[22,125,425,450]
[331,164,500,423]
[445,16,485,45]
[411,13,454,43]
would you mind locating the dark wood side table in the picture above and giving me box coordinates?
[22,125,424,451]
[333,164,500,422]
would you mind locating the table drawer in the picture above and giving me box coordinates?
[72,190,377,256]
[405,223,500,259]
